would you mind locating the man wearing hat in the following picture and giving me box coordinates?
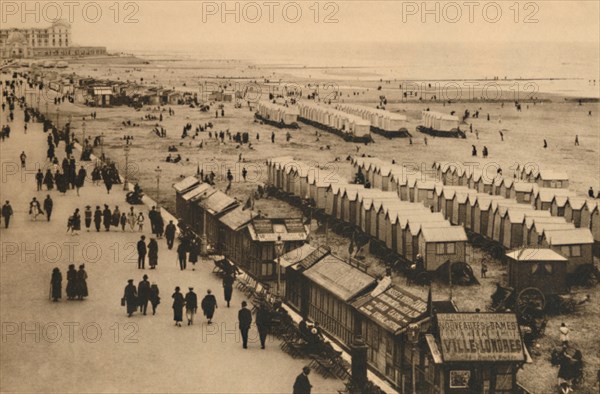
[293,367,312,394]
[238,301,252,349]
[185,287,198,325]
[138,275,150,315]
[123,279,138,317]
[84,205,92,231]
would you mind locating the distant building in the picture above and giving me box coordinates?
[0,20,106,59]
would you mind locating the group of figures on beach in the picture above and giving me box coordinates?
[49,264,88,301]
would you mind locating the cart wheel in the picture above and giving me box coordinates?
[517,287,546,314]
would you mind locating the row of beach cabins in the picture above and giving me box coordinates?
[172,166,530,394]
[256,100,463,141]
[353,158,598,280]
[266,157,470,275]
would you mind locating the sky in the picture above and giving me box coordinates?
[1,1,599,50]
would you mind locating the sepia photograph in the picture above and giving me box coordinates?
[0,1,598,393]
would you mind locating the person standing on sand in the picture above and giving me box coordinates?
[588,187,594,198]
[575,135,579,146]
[271,132,275,143]
[543,139,548,149]
[50,267,62,302]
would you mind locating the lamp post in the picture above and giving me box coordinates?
[56,107,60,130]
[100,132,105,157]
[275,235,284,297]
[407,323,420,394]
[123,144,131,190]
[155,166,162,208]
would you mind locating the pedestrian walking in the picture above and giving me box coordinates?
[2,201,13,228]
[172,287,184,327]
[155,210,164,238]
[50,267,62,302]
[149,282,160,315]
[137,235,147,269]
[75,166,86,196]
[148,206,158,235]
[148,238,158,269]
[137,212,145,231]
[165,220,176,249]
[93,206,102,231]
[575,135,579,146]
[43,195,53,222]
[201,289,217,324]
[293,367,313,394]
[43,169,54,190]
[36,169,43,191]
[66,264,77,300]
[238,301,252,349]
[84,206,92,231]
[76,264,88,300]
[481,261,488,278]
[71,208,81,235]
[560,323,570,346]
[123,279,138,317]
[20,151,26,168]
[128,207,136,231]
[177,241,187,270]
[103,205,112,231]
[223,273,235,308]
[111,206,121,228]
[185,287,198,325]
[29,197,42,221]
[188,239,199,270]
[138,274,150,315]
[120,212,127,231]
[256,304,269,349]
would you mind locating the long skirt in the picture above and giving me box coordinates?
[203,306,215,319]
[173,306,183,322]
[224,286,233,302]
[66,280,77,298]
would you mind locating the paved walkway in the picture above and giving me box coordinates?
[0,97,343,393]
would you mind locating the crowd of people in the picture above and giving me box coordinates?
[50,264,89,301]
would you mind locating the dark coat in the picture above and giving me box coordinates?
[76,269,88,297]
[138,280,150,301]
[293,373,312,394]
[238,307,252,329]
[137,240,147,255]
[201,294,217,318]
[148,240,158,266]
[256,307,270,330]
[149,284,160,306]
[124,283,137,314]
[165,223,176,239]
[103,208,112,227]
[51,270,62,299]
[66,268,77,298]
[94,208,102,223]
[71,212,81,230]
[223,275,234,302]
[185,291,198,311]
[43,198,53,213]
[172,292,184,322]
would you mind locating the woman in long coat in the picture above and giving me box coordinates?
[71,208,81,234]
[66,264,77,300]
[76,264,88,300]
[188,239,199,269]
[56,171,67,194]
[223,273,234,308]
[149,282,160,315]
[43,169,54,190]
[123,279,137,317]
[50,267,62,302]
[111,206,120,227]
[148,238,158,269]
[103,205,112,231]
[172,287,184,326]
[201,289,218,324]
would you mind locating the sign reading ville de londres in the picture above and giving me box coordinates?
[436,313,525,362]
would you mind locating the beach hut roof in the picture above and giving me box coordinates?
[419,226,468,242]
[352,285,427,335]
[248,218,309,242]
[525,216,566,229]
[406,220,451,235]
[172,176,201,193]
[303,254,375,302]
[551,195,570,207]
[454,190,478,204]
[182,183,215,202]
[535,188,576,203]
[416,180,440,191]
[280,244,328,269]
[513,182,538,193]
[219,206,258,231]
[585,200,599,212]
[388,208,434,224]
[506,249,567,262]
[502,178,515,188]
[197,190,238,215]
[543,228,594,245]
[565,197,588,210]
[537,170,569,181]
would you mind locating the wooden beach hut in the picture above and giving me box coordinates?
[525,218,574,247]
[403,216,451,262]
[451,189,478,226]
[510,182,537,204]
[563,197,588,227]
[541,228,594,274]
[533,188,576,211]
[196,190,238,247]
[217,206,258,265]
[417,226,468,271]
[173,176,201,219]
[550,195,570,217]
[535,170,569,189]
[471,195,504,237]
[180,182,215,229]
[414,180,442,208]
